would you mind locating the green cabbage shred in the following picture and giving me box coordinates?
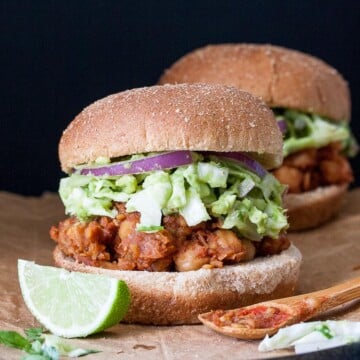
[59,154,288,240]
[276,109,358,157]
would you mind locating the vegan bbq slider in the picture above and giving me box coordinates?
[159,44,358,230]
[50,83,301,325]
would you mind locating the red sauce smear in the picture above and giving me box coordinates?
[210,305,290,329]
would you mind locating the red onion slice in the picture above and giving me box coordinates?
[78,151,193,176]
[211,152,267,178]
[277,118,287,135]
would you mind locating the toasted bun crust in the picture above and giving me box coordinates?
[285,184,348,231]
[159,44,350,122]
[59,84,283,173]
[53,244,302,325]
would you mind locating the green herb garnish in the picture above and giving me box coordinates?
[0,327,100,359]
[316,324,334,339]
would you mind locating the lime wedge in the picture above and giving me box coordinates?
[18,259,130,338]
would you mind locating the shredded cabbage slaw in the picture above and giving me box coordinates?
[259,320,360,354]
[59,153,288,240]
[276,110,358,157]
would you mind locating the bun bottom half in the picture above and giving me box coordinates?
[284,184,348,231]
[53,244,302,325]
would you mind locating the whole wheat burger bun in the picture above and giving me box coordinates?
[59,83,283,173]
[284,184,348,231]
[55,83,301,325]
[53,244,302,325]
[158,45,352,231]
[158,44,350,122]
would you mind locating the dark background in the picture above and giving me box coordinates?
[1,1,359,195]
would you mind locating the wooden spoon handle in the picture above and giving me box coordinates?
[289,276,360,320]
[316,276,360,310]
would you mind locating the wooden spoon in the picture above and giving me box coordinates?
[198,276,360,340]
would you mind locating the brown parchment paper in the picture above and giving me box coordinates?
[0,190,359,360]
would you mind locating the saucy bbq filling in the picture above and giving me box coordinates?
[207,305,290,329]
[50,205,290,272]
[273,142,354,193]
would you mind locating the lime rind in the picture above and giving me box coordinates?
[18,259,130,338]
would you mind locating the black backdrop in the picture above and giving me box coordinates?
[1,1,359,195]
